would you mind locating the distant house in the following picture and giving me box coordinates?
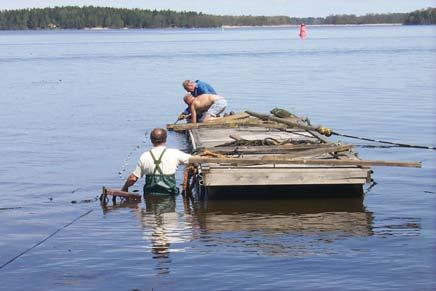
[48,23,57,29]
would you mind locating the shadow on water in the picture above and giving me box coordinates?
[185,195,376,238]
[202,184,364,200]
[98,191,421,272]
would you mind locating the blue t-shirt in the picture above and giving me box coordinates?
[192,80,217,97]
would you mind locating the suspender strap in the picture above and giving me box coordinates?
[149,149,166,175]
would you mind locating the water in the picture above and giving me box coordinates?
[0,26,435,290]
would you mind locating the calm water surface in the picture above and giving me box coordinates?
[0,26,435,290]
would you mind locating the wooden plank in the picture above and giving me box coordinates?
[197,143,330,154]
[246,111,317,131]
[263,144,353,159]
[203,168,370,186]
[167,119,288,131]
[189,156,421,168]
[198,144,351,157]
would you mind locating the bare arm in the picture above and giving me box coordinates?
[190,103,197,123]
[121,174,138,192]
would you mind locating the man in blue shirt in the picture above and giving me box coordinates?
[179,80,217,120]
[183,80,217,97]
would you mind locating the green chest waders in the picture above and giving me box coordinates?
[144,149,179,196]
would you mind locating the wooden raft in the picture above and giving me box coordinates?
[168,112,373,194]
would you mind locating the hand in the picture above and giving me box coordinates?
[178,113,189,120]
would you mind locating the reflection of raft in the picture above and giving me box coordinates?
[167,110,416,199]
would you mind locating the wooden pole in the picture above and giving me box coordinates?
[245,111,317,131]
[188,156,421,168]
[167,119,287,131]
[263,144,353,159]
[197,143,334,154]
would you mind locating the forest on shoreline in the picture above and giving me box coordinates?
[0,6,434,30]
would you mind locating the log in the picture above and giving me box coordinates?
[262,144,353,159]
[188,156,421,168]
[197,143,332,154]
[167,119,287,131]
[246,111,316,131]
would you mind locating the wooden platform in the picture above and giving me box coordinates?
[169,112,372,198]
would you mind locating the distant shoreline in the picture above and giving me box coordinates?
[1,7,434,30]
[221,23,403,29]
[53,23,408,31]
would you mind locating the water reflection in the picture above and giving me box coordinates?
[140,195,178,275]
[100,201,141,215]
[99,194,421,267]
[186,197,375,237]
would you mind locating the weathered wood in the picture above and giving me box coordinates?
[100,187,142,203]
[246,111,316,131]
[262,144,353,159]
[217,112,250,121]
[197,143,330,154]
[167,119,287,131]
[189,156,421,168]
[203,168,370,186]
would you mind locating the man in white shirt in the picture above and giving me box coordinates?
[121,128,191,195]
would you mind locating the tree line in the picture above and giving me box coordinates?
[0,6,434,30]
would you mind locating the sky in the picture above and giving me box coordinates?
[0,0,435,17]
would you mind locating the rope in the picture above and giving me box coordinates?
[118,131,148,180]
[332,131,436,150]
[0,209,94,270]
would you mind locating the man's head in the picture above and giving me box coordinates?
[183,93,195,105]
[183,80,196,92]
[150,128,167,146]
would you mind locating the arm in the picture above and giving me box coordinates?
[190,103,197,123]
[121,174,138,192]
[181,106,191,115]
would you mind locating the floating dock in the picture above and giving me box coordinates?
[168,111,374,199]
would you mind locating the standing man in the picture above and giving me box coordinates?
[178,80,217,121]
[121,128,191,196]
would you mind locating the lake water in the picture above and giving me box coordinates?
[0,25,435,290]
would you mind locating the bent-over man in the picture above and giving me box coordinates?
[179,80,217,121]
[121,128,191,196]
[183,93,227,123]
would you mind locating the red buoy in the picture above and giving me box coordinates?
[299,23,307,39]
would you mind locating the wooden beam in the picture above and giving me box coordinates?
[203,168,370,186]
[197,143,331,154]
[263,144,353,159]
[189,156,422,168]
[199,144,352,157]
[167,119,287,131]
[246,111,316,131]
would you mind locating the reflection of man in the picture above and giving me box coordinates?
[121,128,191,196]
[183,93,227,123]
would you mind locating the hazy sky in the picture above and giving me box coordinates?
[0,0,435,17]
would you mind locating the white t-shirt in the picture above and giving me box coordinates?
[132,146,191,178]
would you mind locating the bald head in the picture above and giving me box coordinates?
[150,128,167,146]
[184,93,194,105]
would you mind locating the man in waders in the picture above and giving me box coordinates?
[121,128,191,195]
